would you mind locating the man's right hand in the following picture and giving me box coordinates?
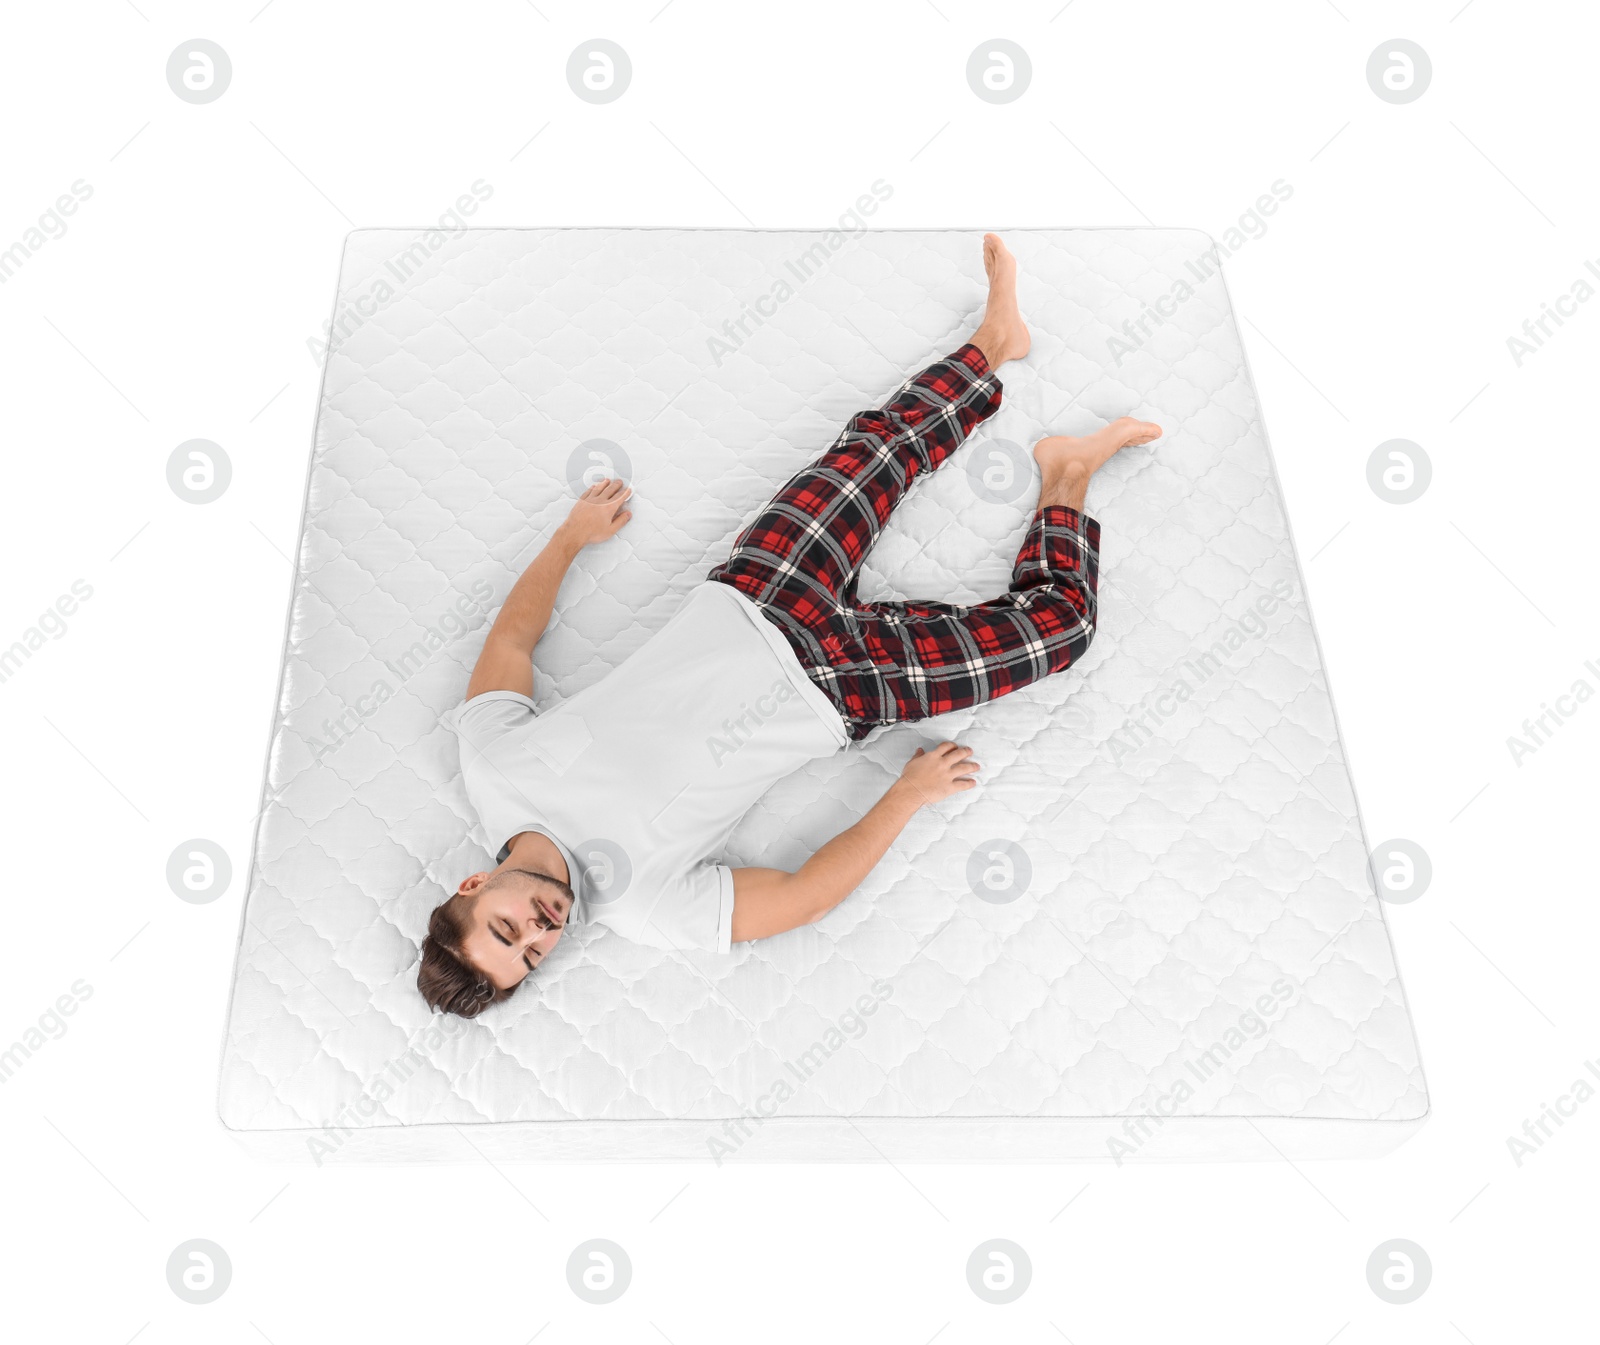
[896,742,981,807]
[559,477,634,547]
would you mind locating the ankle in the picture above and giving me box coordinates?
[1039,463,1090,513]
[970,324,1006,372]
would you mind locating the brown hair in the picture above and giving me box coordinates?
[417,893,518,1018]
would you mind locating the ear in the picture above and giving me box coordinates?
[455,871,493,898]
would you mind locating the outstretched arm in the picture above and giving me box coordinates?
[465,478,633,701]
[730,742,980,942]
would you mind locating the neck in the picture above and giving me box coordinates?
[501,830,570,887]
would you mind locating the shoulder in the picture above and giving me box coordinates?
[443,689,536,752]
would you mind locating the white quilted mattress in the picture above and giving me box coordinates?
[218,227,1428,1161]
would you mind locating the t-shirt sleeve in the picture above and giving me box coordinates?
[442,691,539,861]
[627,860,735,956]
[442,689,536,758]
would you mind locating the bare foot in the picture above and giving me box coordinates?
[970,233,1030,369]
[1033,417,1163,479]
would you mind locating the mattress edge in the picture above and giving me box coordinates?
[1213,252,1433,1119]
[213,232,357,1126]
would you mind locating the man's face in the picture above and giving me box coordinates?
[457,869,574,990]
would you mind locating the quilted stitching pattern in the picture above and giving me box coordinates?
[218,229,1426,1139]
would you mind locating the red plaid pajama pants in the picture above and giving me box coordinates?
[707,343,1100,742]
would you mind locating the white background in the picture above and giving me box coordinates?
[2,1,1595,1340]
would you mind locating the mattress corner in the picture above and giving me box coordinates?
[215,1089,243,1134]
[214,1067,257,1138]
[1176,225,1224,256]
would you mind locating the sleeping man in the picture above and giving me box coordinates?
[419,234,1162,1017]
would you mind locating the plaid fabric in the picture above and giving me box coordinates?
[708,344,1101,742]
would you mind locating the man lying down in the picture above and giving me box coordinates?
[419,234,1163,1017]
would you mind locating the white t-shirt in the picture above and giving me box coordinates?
[445,581,848,953]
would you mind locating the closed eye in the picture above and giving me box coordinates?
[490,919,542,972]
